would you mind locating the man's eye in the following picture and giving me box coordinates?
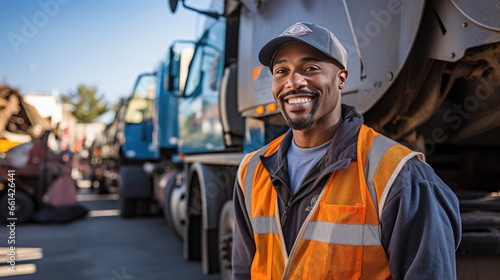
[275,69,287,74]
[305,66,318,71]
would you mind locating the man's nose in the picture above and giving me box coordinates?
[285,72,307,90]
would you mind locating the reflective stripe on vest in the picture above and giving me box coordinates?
[239,125,422,279]
[239,148,268,231]
[248,207,382,246]
[253,216,279,234]
[302,221,381,246]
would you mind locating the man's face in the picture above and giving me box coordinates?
[271,42,348,131]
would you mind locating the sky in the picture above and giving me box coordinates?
[0,0,209,121]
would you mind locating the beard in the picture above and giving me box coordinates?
[280,90,320,130]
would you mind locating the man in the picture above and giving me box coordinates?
[232,22,462,279]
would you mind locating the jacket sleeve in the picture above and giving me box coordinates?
[232,172,255,280]
[380,157,462,280]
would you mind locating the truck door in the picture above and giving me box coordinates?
[123,73,159,160]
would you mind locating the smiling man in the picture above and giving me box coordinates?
[232,22,461,279]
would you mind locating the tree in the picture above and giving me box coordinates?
[64,84,109,123]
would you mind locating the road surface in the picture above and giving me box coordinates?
[0,183,221,280]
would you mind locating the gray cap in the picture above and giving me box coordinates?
[259,22,347,70]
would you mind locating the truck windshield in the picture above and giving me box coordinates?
[125,74,157,124]
[178,18,226,153]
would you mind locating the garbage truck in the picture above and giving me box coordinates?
[91,44,187,217]
[116,72,160,217]
[162,0,500,278]
[118,56,186,218]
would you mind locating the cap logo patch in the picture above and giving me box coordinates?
[280,22,312,37]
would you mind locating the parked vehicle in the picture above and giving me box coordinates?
[114,56,186,218]
[89,98,127,194]
[114,72,161,217]
[0,131,61,223]
[0,85,57,224]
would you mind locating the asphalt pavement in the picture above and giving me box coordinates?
[0,182,221,280]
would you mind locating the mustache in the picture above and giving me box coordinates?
[280,89,320,99]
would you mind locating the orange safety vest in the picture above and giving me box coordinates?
[237,125,424,279]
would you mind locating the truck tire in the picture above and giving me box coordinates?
[119,164,153,217]
[135,199,150,217]
[162,170,184,239]
[120,198,136,218]
[218,200,234,280]
[0,191,35,224]
[184,175,202,261]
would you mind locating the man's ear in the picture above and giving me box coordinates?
[338,69,348,89]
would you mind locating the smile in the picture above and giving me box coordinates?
[287,97,312,104]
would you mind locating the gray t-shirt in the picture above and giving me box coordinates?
[287,139,331,194]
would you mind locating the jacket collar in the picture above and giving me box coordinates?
[260,104,364,180]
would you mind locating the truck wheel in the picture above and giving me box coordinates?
[162,170,183,238]
[218,200,234,280]
[170,180,187,239]
[118,163,153,217]
[120,198,136,218]
[0,191,35,224]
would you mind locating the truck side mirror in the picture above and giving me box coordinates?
[167,46,180,93]
[167,42,195,97]
[168,0,179,13]
[168,0,223,19]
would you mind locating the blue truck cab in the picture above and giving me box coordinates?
[119,72,160,217]
[122,73,159,161]
[120,52,187,218]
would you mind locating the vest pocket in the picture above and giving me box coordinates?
[317,203,366,224]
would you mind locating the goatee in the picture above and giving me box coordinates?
[280,90,319,130]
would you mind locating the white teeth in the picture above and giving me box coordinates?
[287,97,311,104]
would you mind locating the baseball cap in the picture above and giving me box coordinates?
[259,22,347,70]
